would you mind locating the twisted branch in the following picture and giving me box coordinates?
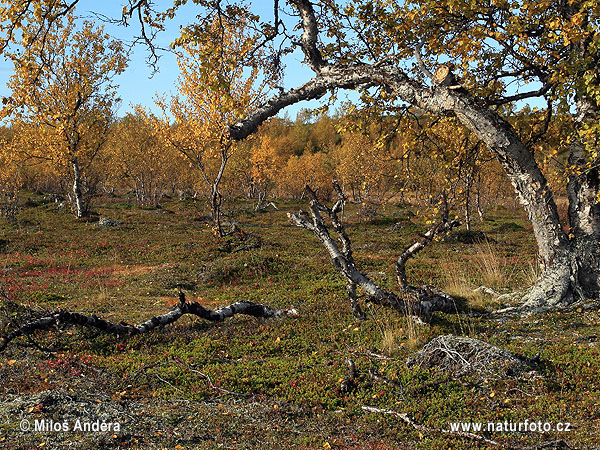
[0,292,296,352]
[289,184,459,321]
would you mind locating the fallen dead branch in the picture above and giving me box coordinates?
[361,405,499,446]
[289,182,460,321]
[175,359,253,397]
[0,292,296,352]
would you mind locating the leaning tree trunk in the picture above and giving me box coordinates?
[71,156,86,219]
[223,0,600,311]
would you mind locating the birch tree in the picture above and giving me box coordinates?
[150,15,270,235]
[2,14,127,218]
[221,0,600,312]
[108,112,175,207]
[0,126,20,220]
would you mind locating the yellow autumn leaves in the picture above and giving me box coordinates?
[1,12,127,216]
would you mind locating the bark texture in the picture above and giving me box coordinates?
[71,156,86,219]
[566,96,600,297]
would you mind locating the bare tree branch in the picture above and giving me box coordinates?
[289,0,328,72]
[414,40,434,81]
[526,97,553,147]
[289,184,459,321]
[396,197,461,290]
[485,83,553,106]
[362,406,499,446]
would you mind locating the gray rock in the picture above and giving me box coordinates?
[98,217,122,228]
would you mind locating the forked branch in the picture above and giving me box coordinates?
[289,184,460,321]
[396,196,461,290]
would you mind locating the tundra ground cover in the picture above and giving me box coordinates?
[1,193,599,449]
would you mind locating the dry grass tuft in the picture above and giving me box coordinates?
[473,240,504,289]
[442,263,489,310]
[380,301,425,356]
[524,261,542,286]
[381,326,401,356]
[441,240,514,310]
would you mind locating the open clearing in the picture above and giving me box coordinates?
[1,193,599,449]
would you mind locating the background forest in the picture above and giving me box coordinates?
[1,104,555,226]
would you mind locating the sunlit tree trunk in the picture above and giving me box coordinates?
[209,147,229,237]
[563,95,600,302]
[71,156,86,219]
[223,0,600,310]
[464,172,472,232]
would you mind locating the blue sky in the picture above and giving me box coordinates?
[0,1,544,123]
[0,0,343,122]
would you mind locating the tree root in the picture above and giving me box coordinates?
[0,292,296,352]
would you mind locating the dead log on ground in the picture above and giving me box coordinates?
[0,292,296,352]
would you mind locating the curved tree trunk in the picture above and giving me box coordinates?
[233,73,585,309]
[225,0,600,310]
